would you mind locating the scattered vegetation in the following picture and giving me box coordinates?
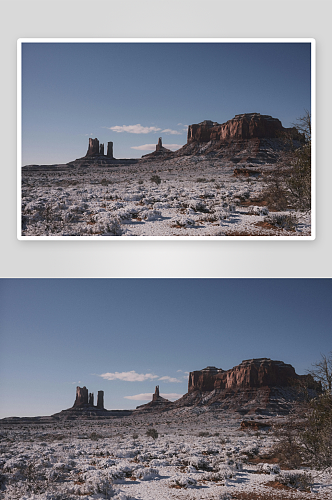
[146,427,158,440]
[263,213,298,231]
[150,174,161,185]
[272,352,332,470]
[263,110,311,212]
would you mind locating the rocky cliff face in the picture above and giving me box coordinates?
[188,358,317,393]
[187,114,302,144]
[73,386,104,409]
[73,386,89,407]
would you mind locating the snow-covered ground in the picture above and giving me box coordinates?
[0,408,330,499]
[21,157,311,238]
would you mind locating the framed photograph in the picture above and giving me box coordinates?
[18,39,315,240]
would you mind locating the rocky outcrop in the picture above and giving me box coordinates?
[86,138,100,157]
[188,358,317,393]
[85,138,113,159]
[73,386,88,407]
[135,386,173,412]
[73,386,104,410]
[167,359,320,416]
[171,113,305,164]
[140,137,172,160]
[107,142,114,158]
[97,391,104,409]
[187,114,302,144]
[152,385,160,401]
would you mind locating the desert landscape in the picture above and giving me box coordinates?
[21,113,311,238]
[1,358,330,500]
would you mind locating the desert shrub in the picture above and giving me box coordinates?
[146,428,158,440]
[89,432,101,441]
[171,216,196,228]
[169,475,197,488]
[271,418,304,468]
[262,110,311,212]
[300,391,332,469]
[150,174,161,185]
[264,213,298,230]
[273,353,332,470]
[247,206,269,216]
[274,471,313,491]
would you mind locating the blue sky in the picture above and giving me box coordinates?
[0,279,330,418]
[21,41,312,165]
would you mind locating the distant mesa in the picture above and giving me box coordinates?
[172,358,320,415]
[187,358,318,393]
[186,113,303,144]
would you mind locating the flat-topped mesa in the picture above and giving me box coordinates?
[187,113,302,144]
[188,358,316,393]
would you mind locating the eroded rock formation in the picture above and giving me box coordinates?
[107,142,114,158]
[88,392,94,406]
[73,386,89,407]
[97,390,104,409]
[188,358,316,393]
[73,386,105,410]
[86,138,100,157]
[187,114,302,144]
[141,137,172,160]
[85,138,114,159]
[135,386,172,412]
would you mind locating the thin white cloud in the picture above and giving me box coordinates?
[108,124,161,134]
[158,376,182,383]
[161,128,183,135]
[100,371,159,382]
[164,144,183,150]
[131,144,156,151]
[124,393,153,401]
[124,393,183,401]
[130,144,183,151]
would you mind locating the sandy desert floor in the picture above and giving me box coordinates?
[0,407,330,500]
[21,156,311,238]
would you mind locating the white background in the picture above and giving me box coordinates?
[1,0,331,277]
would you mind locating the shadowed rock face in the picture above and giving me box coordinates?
[188,358,316,393]
[187,113,302,144]
[73,386,89,407]
[97,390,104,409]
[86,138,100,157]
